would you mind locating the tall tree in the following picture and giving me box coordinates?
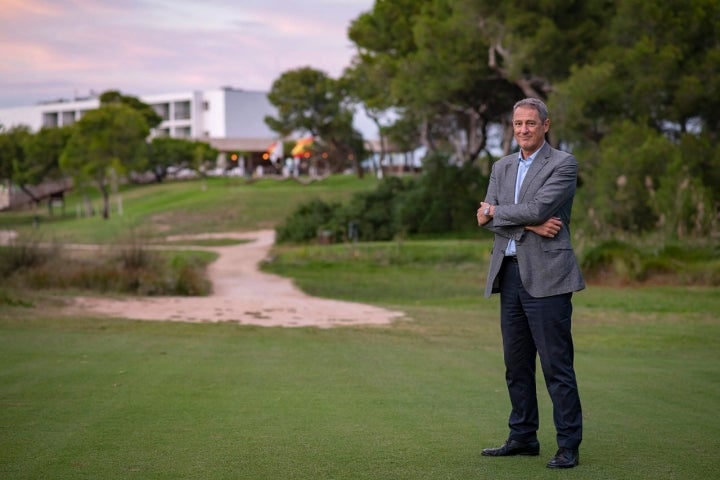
[265,67,366,177]
[0,126,31,187]
[548,0,720,237]
[145,137,218,183]
[100,90,163,129]
[16,125,74,204]
[60,104,149,219]
[347,0,520,163]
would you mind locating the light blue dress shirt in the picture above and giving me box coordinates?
[505,145,542,256]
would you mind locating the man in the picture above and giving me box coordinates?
[476,97,585,469]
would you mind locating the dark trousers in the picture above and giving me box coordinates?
[499,257,582,449]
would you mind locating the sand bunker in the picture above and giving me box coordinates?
[71,230,404,328]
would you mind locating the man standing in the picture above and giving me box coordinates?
[476,98,585,469]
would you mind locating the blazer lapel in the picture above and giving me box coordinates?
[502,158,520,204]
[518,143,551,202]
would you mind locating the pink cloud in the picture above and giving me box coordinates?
[0,0,373,106]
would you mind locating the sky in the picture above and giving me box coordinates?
[0,0,375,108]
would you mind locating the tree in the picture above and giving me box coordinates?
[19,125,74,194]
[347,0,520,164]
[547,0,720,237]
[0,125,31,186]
[145,137,218,183]
[471,0,615,100]
[341,57,395,176]
[265,67,366,177]
[60,103,150,219]
[100,90,163,129]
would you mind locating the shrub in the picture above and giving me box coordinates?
[275,198,343,244]
[274,154,487,244]
[171,255,212,295]
[396,153,487,235]
[581,239,645,283]
[0,237,60,279]
[2,240,213,296]
[341,176,413,242]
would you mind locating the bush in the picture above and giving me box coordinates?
[397,153,487,235]
[580,239,720,286]
[0,237,59,278]
[342,176,413,242]
[581,239,645,283]
[275,198,343,244]
[274,154,488,244]
[171,255,213,295]
[1,241,213,296]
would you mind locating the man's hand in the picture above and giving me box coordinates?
[477,202,494,226]
[526,217,562,238]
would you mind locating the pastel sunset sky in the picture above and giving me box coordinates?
[0,0,374,107]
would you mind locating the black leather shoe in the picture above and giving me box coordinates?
[481,439,540,457]
[546,448,579,468]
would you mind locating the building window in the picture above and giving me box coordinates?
[153,103,170,121]
[61,111,75,126]
[175,126,191,138]
[42,112,59,128]
[203,101,209,111]
[174,101,191,120]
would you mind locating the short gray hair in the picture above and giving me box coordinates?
[513,98,549,123]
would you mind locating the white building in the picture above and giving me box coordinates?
[0,87,285,209]
[0,86,279,166]
[0,87,401,209]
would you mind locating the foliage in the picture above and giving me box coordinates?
[347,0,520,162]
[581,239,646,282]
[275,177,415,244]
[99,90,163,129]
[341,175,412,241]
[0,240,214,296]
[547,0,720,238]
[275,155,487,243]
[144,137,219,183]
[20,126,73,185]
[60,103,150,219]
[0,236,58,277]
[397,153,487,235]
[581,238,720,285]
[0,125,32,187]
[343,0,720,240]
[265,67,366,177]
[275,198,342,244]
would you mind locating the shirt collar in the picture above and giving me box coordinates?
[519,142,545,163]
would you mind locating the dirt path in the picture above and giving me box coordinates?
[71,230,404,328]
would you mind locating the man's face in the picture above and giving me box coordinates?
[513,106,549,155]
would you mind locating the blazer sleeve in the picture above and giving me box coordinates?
[492,153,578,228]
[482,159,525,240]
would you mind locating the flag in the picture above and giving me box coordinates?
[291,137,313,158]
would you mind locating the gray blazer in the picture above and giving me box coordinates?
[482,142,585,298]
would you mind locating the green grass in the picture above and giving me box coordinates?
[0,175,380,243]
[1,175,719,479]
[1,297,718,479]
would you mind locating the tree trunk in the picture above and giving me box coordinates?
[99,182,110,219]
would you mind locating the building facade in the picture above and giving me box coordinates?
[0,87,282,208]
[0,86,277,140]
